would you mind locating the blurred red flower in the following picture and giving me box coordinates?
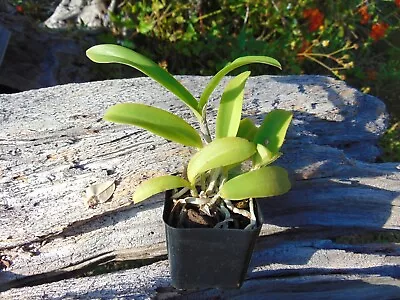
[370,22,389,41]
[358,5,371,24]
[303,8,324,32]
[16,5,24,13]
[395,0,400,8]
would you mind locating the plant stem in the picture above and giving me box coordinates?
[172,187,189,199]
[208,193,221,207]
[200,173,206,191]
[224,199,251,219]
[244,198,257,230]
[195,4,244,22]
[183,197,209,205]
[190,187,199,197]
[200,116,212,143]
[218,168,228,189]
[206,168,221,195]
[298,53,341,79]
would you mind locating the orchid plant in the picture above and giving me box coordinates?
[86,44,292,229]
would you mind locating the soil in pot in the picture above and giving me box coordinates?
[167,197,251,229]
[163,191,263,290]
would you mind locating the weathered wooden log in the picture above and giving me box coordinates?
[0,75,399,298]
[44,0,113,29]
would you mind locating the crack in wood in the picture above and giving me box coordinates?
[0,201,137,251]
[0,243,167,293]
[1,76,398,297]
[2,227,398,293]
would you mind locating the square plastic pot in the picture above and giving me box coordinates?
[163,192,263,290]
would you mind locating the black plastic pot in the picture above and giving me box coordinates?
[163,192,263,290]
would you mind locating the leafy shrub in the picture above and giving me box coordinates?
[102,0,399,161]
[106,1,398,83]
[12,0,400,161]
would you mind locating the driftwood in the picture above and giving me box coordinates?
[0,75,399,298]
[44,0,114,29]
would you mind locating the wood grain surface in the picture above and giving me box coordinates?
[0,75,398,298]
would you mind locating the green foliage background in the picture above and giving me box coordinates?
[103,1,399,108]
[12,0,400,161]
[107,0,400,162]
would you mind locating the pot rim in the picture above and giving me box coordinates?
[163,190,264,232]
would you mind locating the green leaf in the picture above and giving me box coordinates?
[104,103,203,148]
[253,144,282,168]
[187,137,256,183]
[220,166,291,200]
[216,71,250,138]
[253,110,293,153]
[138,20,155,34]
[236,118,258,141]
[86,44,201,119]
[132,175,190,204]
[198,56,281,113]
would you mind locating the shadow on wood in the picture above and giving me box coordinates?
[0,76,398,298]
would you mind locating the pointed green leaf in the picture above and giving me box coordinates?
[220,166,291,200]
[132,175,190,204]
[253,144,282,168]
[253,109,293,153]
[187,137,256,183]
[216,71,250,138]
[237,118,258,141]
[199,56,281,112]
[104,103,203,148]
[86,44,201,119]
